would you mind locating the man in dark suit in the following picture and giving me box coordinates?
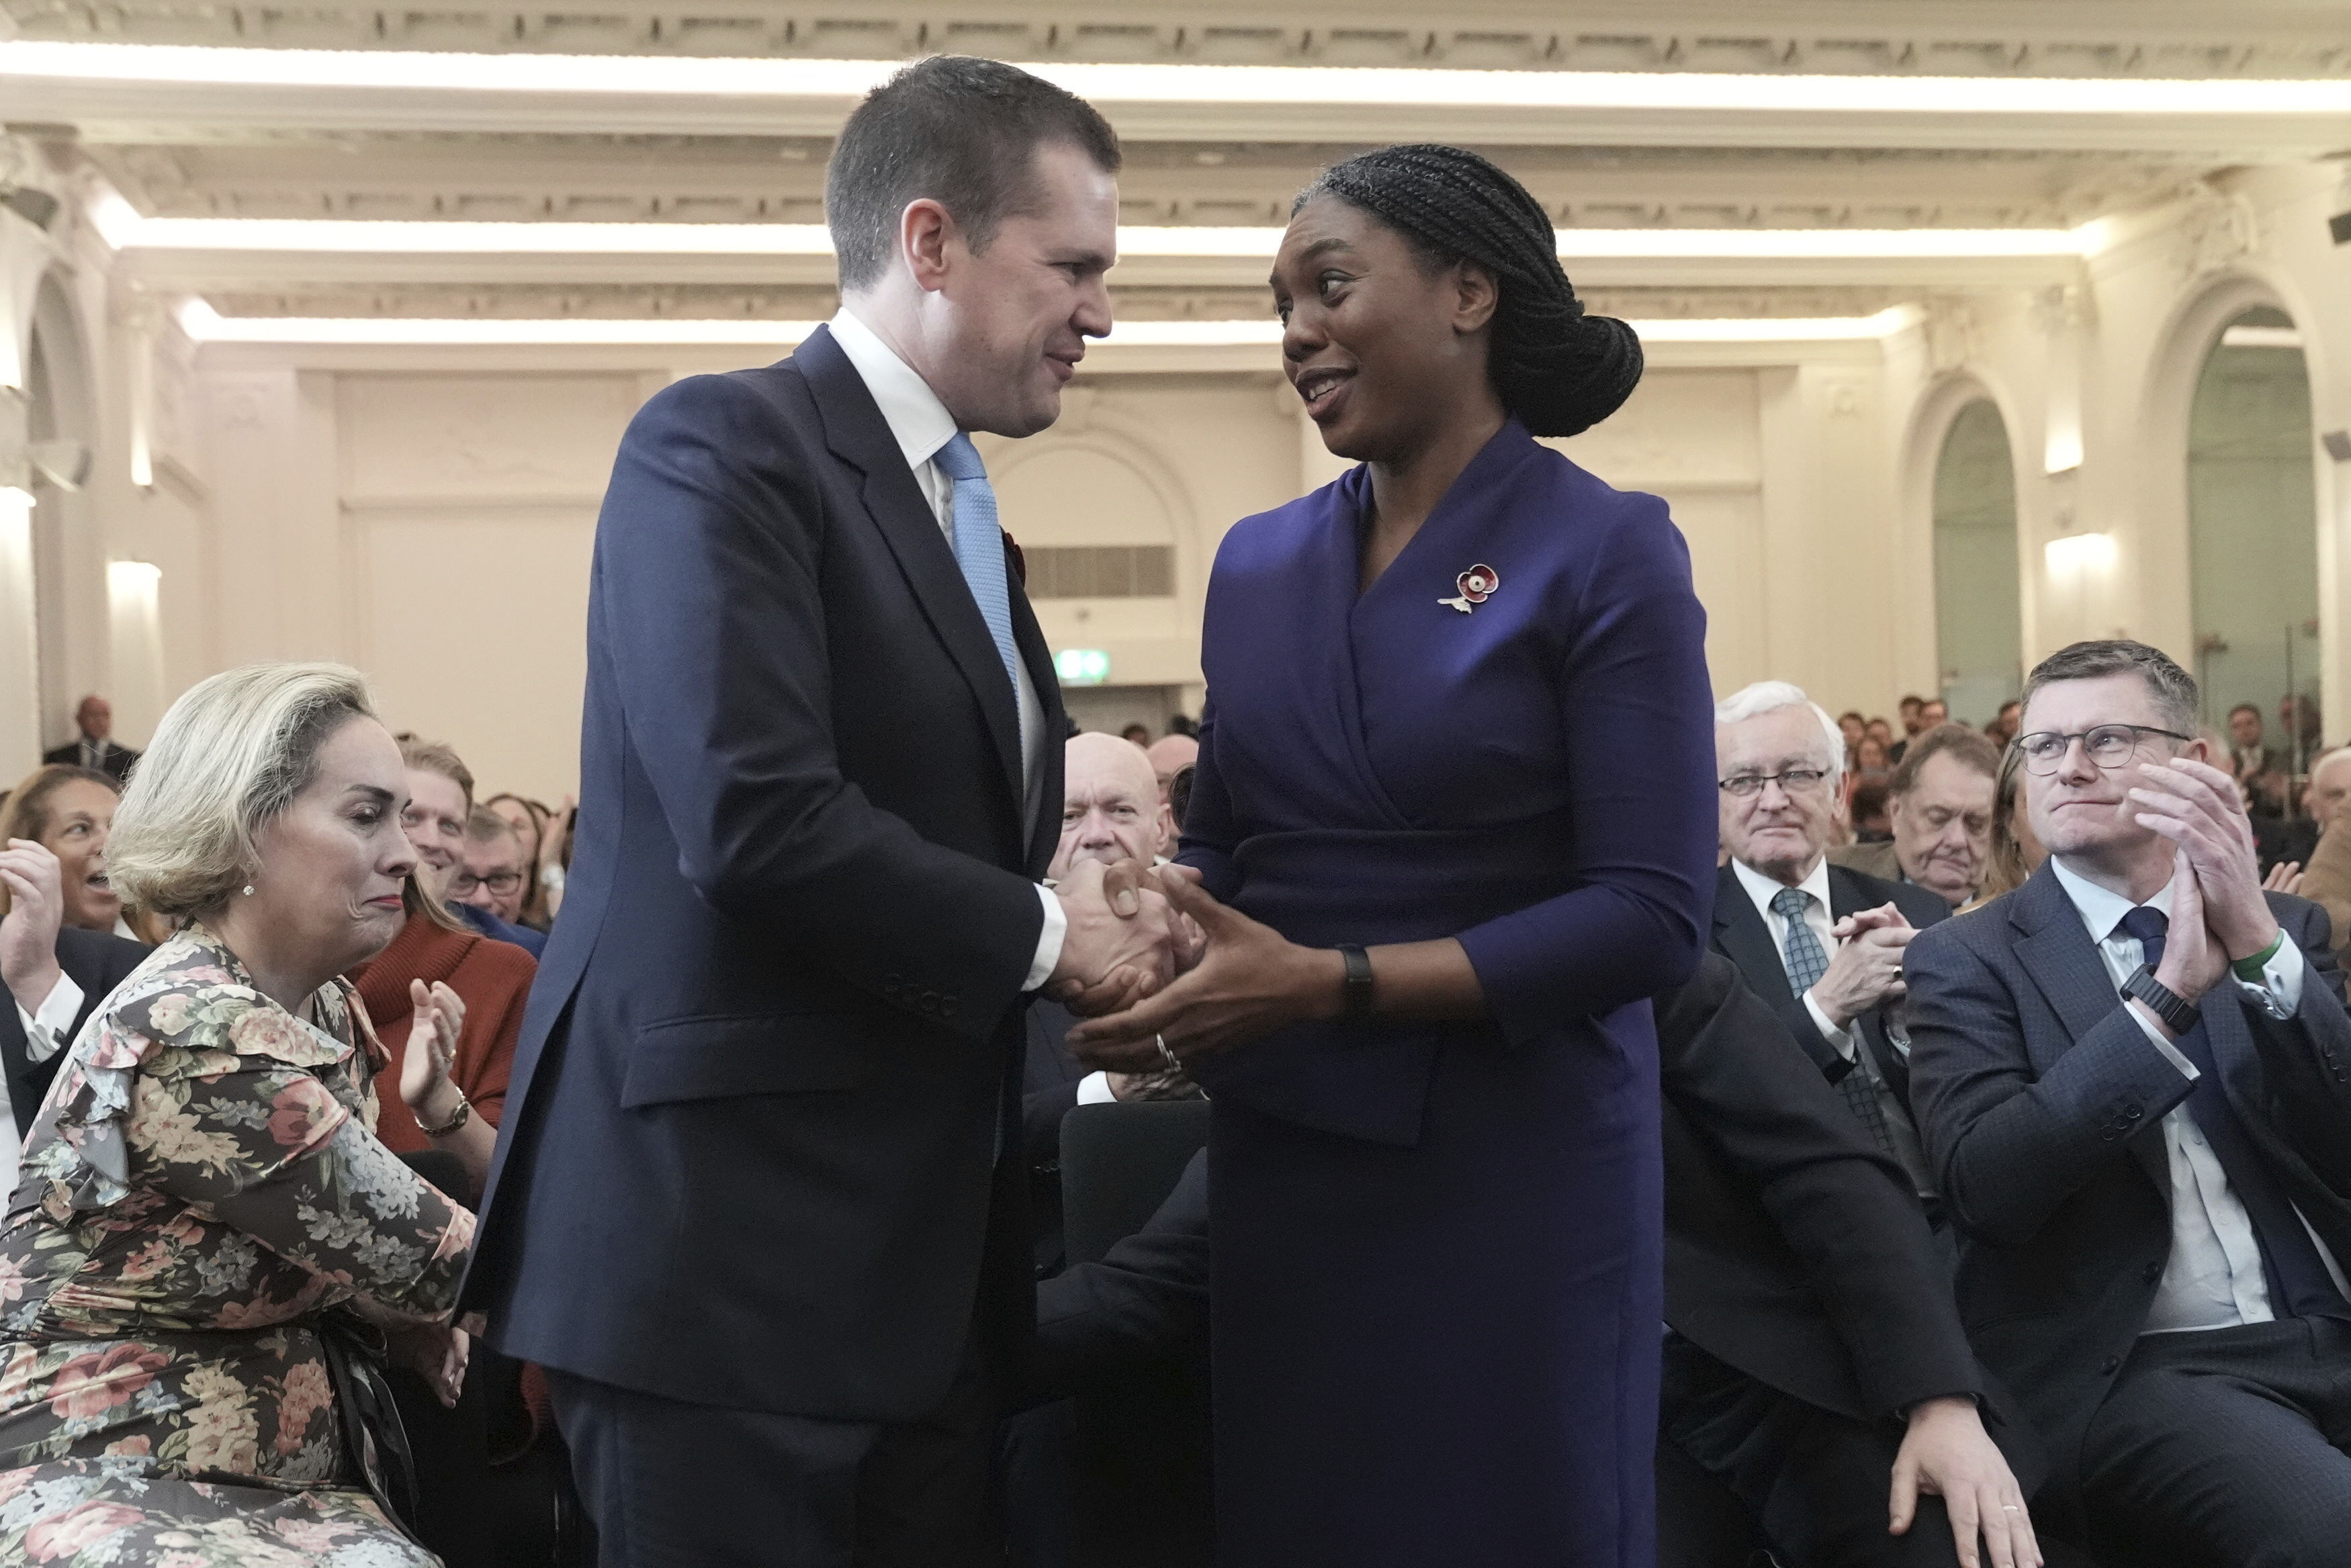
[0,838,147,1180]
[42,694,137,782]
[1907,639,2351,1565]
[1714,680,1950,1205]
[464,58,1183,1567]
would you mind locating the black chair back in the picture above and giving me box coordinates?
[1059,1099,1212,1266]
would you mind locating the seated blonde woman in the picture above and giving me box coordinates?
[0,663,475,1566]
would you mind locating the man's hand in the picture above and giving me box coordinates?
[2264,860,2305,896]
[1051,858,1182,1017]
[2130,756,2278,963]
[1890,1396,2041,1568]
[0,839,68,1017]
[1810,903,1916,1029]
[2150,845,2227,1007]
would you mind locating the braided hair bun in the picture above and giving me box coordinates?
[1299,144,1641,439]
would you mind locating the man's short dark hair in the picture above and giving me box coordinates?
[2229,702,2262,721]
[1898,694,1925,711]
[1889,722,2002,796]
[826,54,1122,292]
[2020,639,2199,735]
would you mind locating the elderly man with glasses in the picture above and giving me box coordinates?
[1905,639,2351,1566]
[1712,681,1952,1210]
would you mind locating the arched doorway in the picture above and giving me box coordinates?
[25,273,100,749]
[2186,304,2319,772]
[1931,399,2023,725]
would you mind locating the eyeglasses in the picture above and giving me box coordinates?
[447,870,524,896]
[1718,767,1832,798]
[2014,724,2192,776]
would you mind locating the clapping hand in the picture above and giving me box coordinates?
[398,978,467,1118]
[0,839,68,1017]
[1809,901,1916,1029]
[2128,755,2279,981]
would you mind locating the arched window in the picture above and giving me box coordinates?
[1931,399,2022,725]
[2187,305,2319,771]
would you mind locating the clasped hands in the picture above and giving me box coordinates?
[2126,755,2284,1012]
[1044,859,1336,1074]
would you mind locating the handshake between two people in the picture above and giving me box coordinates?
[1040,858,1347,1076]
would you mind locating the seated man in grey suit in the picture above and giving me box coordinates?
[1714,680,1950,1209]
[1906,638,2351,1566]
[1830,721,2002,911]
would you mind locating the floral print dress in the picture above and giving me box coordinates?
[0,925,475,1566]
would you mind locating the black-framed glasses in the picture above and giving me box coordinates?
[2014,724,2192,776]
[448,870,524,896]
[1718,767,1832,798]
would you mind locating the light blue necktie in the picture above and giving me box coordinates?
[932,432,1023,701]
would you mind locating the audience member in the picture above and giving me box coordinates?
[42,692,139,782]
[1712,681,1947,1207]
[1973,741,2045,905]
[398,735,546,958]
[0,662,473,1566]
[2227,702,2288,817]
[455,806,534,927]
[2280,691,2322,760]
[0,762,150,938]
[1890,695,1928,764]
[1866,716,1897,752]
[2292,747,2351,951]
[1838,710,1867,754]
[0,837,145,1189]
[1120,721,1152,747]
[1906,639,2351,1565]
[1830,724,2002,909]
[1854,735,1892,778]
[1848,777,1893,841]
[1145,732,1199,804]
[1986,700,2023,747]
[483,790,556,930]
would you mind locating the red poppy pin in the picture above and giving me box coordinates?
[1440,563,1501,614]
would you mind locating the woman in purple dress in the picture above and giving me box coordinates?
[1071,146,1718,1565]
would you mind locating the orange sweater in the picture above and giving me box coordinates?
[348,912,536,1153]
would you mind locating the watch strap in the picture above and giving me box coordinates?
[1337,943,1375,1021]
[2123,964,2199,1036]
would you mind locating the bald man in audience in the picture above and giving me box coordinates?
[1145,733,1198,806]
[1830,725,2002,910]
[2292,747,2351,952]
[1024,733,1186,1274]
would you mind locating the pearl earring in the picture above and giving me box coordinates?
[241,884,255,896]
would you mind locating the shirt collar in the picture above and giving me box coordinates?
[1730,852,1832,924]
[2049,855,2176,945]
[828,307,959,473]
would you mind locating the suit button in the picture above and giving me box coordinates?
[919,990,940,1014]
[2100,1356,2122,1375]
[883,972,903,997]
[2125,1105,2143,1121]
[2100,1129,2118,1142]
[939,995,958,1018]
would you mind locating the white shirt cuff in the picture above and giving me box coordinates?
[1075,1070,1117,1105]
[18,970,84,1065]
[2233,935,2304,1019]
[2123,1001,2203,1080]
[1024,883,1068,993]
[1802,990,1859,1062]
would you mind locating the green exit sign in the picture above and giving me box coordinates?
[1055,648,1111,685]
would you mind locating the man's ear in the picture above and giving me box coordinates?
[900,197,960,294]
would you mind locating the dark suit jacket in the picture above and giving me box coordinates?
[41,740,136,783]
[1712,858,1948,1105]
[1905,863,2351,1497]
[1660,951,1995,1431]
[465,325,1068,1422]
[1023,998,1084,1277]
[1,927,150,1135]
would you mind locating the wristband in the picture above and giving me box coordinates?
[2122,965,2199,1036]
[2230,931,2287,984]
[1337,944,1375,1021]
[416,1086,473,1138]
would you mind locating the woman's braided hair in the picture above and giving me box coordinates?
[1298,144,1642,439]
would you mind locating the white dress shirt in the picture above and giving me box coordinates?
[826,308,1065,988]
[1729,855,1933,1191]
[2046,857,2351,1332]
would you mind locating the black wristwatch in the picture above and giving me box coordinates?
[2122,964,2199,1036]
[1337,943,1375,1020]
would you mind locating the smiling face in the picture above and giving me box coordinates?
[1272,195,1503,466]
[38,777,123,931]
[243,717,418,978]
[911,140,1116,439]
[457,825,529,923]
[1717,706,1846,885]
[2022,672,2201,870]
[400,767,470,892]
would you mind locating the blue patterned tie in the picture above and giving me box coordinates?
[1775,886,1898,1156]
[932,432,1023,701]
[2119,907,2349,1320]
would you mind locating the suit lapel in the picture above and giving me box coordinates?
[1714,864,1795,1004]
[1009,579,1065,878]
[2009,864,2169,1191]
[797,326,1027,815]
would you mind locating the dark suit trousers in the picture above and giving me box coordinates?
[2079,1318,2351,1568]
[1660,1334,1965,1568]
[549,1332,1003,1568]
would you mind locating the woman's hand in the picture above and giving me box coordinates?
[388,1321,471,1409]
[1067,875,1341,1073]
[398,978,467,1119]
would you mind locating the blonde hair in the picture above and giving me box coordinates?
[107,663,379,919]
